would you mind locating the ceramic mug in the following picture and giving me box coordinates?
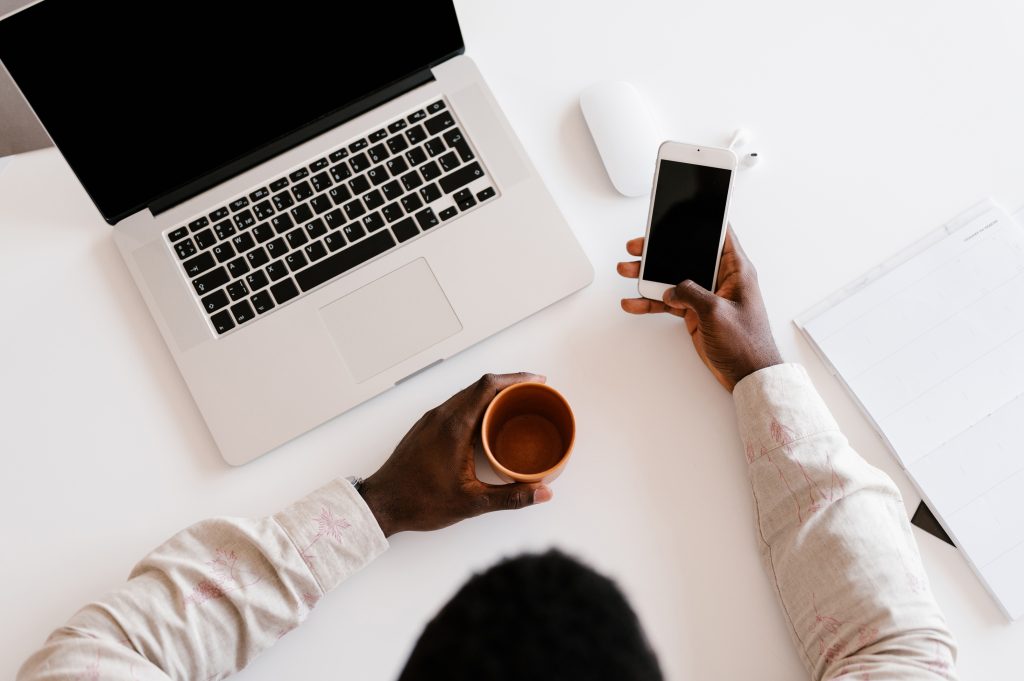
[481,382,575,484]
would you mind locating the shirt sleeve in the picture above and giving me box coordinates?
[733,364,958,680]
[17,477,388,681]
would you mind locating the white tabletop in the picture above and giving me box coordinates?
[3,1,1023,678]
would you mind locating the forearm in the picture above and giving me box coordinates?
[734,364,956,680]
[17,478,388,681]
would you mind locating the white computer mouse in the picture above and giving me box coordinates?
[579,81,662,197]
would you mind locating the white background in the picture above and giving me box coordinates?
[3,1,1024,678]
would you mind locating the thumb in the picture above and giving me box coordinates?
[664,280,718,315]
[482,483,553,512]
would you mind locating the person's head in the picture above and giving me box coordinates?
[399,550,663,681]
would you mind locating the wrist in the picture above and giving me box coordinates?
[732,344,783,391]
[358,474,398,538]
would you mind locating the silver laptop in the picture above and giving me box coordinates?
[0,0,592,465]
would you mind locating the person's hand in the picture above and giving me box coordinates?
[360,373,554,537]
[617,227,782,391]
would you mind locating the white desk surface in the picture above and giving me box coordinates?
[3,1,1023,678]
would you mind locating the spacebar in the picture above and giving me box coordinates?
[295,231,397,292]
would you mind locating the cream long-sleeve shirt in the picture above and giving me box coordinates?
[16,364,957,680]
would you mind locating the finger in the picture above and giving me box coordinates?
[459,372,546,420]
[616,260,641,278]
[475,482,553,515]
[626,237,645,257]
[620,298,685,317]
[664,280,718,315]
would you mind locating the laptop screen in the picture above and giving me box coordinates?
[0,0,464,224]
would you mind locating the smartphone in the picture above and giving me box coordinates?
[638,141,737,300]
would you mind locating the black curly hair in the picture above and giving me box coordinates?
[398,550,663,681]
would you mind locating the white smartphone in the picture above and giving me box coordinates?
[638,141,737,300]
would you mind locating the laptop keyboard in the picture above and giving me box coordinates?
[165,97,498,336]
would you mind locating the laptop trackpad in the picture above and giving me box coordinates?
[320,258,462,383]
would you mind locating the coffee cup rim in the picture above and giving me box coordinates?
[481,382,575,483]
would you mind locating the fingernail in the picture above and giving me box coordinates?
[533,486,553,504]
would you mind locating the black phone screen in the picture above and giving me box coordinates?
[642,159,732,290]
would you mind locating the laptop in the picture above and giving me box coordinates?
[0,0,593,465]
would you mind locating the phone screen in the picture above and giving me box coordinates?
[643,159,732,290]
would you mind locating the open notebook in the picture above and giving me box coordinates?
[797,200,1024,620]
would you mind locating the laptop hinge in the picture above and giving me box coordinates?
[148,67,437,217]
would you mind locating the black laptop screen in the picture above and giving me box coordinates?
[0,0,464,224]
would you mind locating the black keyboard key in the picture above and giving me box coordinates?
[415,207,439,230]
[324,208,345,229]
[273,191,294,211]
[309,157,329,171]
[401,170,423,191]
[343,199,366,220]
[439,206,458,221]
[401,193,423,212]
[363,189,384,210]
[406,124,426,145]
[208,207,229,222]
[368,143,389,163]
[420,183,441,204]
[266,237,288,258]
[330,162,351,182]
[232,231,256,253]
[343,222,366,242]
[226,257,249,278]
[211,309,235,334]
[246,269,270,291]
[392,217,419,243]
[193,266,229,295]
[349,138,368,152]
[438,151,460,173]
[305,217,327,239]
[329,148,349,162]
[388,119,408,133]
[310,195,333,215]
[271,278,300,304]
[289,168,309,182]
[253,222,275,243]
[253,200,275,221]
[189,216,211,232]
[269,177,289,191]
[271,213,294,234]
[330,185,352,205]
[387,135,409,154]
[424,111,455,136]
[213,220,236,240]
[213,243,235,263]
[230,197,250,212]
[367,166,389,186]
[439,162,484,194]
[305,240,328,261]
[266,260,289,281]
[286,251,308,272]
[350,152,370,173]
[408,109,427,123]
[291,180,314,202]
[184,251,216,277]
[194,228,217,250]
[454,189,474,203]
[174,239,197,260]
[419,161,441,181]
[427,99,446,114]
[477,187,496,202]
[247,246,270,268]
[233,209,256,230]
[458,195,477,211]
[386,156,409,175]
[453,139,475,162]
[381,179,403,200]
[295,230,396,292]
[382,203,403,223]
[362,211,385,232]
[425,138,446,157]
[442,128,464,146]
[227,280,249,301]
[285,227,308,248]
[168,226,189,242]
[310,171,332,192]
[324,232,346,251]
[231,300,255,324]
[249,187,270,201]
[349,174,371,195]
[369,128,388,142]
[290,202,313,223]
[251,290,275,314]
[202,289,230,313]
[406,146,427,166]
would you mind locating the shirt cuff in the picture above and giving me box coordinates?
[273,477,388,593]
[732,363,839,464]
